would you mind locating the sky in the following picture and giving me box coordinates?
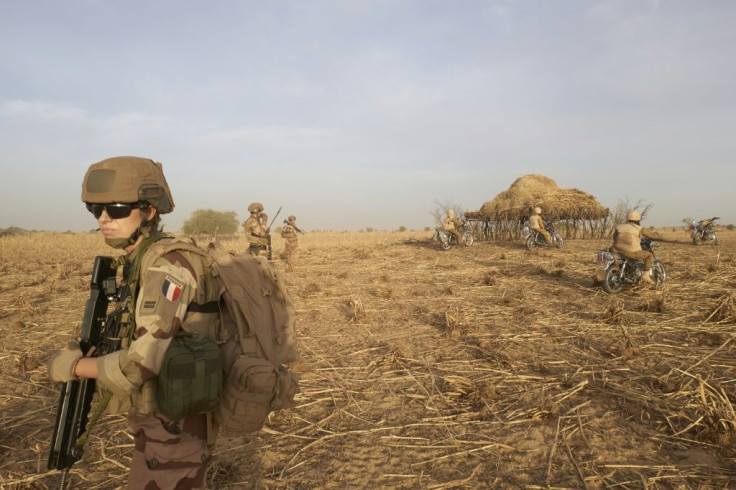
[1,0,734,232]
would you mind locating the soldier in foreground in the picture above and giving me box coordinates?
[528,206,553,245]
[46,157,218,489]
[611,210,659,285]
[243,202,269,256]
[280,215,301,269]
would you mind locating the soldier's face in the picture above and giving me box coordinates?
[97,206,156,243]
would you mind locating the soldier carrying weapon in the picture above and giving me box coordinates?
[280,215,301,268]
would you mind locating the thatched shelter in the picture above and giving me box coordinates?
[465,174,610,240]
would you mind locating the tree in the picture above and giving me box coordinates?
[181,209,239,235]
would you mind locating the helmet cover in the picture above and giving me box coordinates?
[81,156,174,214]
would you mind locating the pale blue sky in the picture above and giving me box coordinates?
[2,0,734,231]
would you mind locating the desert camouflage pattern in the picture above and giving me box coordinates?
[281,220,299,268]
[127,409,210,490]
[244,213,269,257]
[95,240,219,488]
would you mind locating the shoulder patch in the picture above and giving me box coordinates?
[162,276,184,302]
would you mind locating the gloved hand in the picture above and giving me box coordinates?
[46,339,83,383]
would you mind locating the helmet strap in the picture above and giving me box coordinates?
[103,206,151,249]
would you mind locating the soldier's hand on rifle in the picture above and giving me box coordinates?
[46,339,83,383]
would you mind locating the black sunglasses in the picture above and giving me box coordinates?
[86,202,147,220]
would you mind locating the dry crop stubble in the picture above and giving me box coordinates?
[1,229,735,488]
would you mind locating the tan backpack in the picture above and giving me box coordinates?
[145,237,299,433]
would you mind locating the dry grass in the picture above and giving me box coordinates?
[1,229,736,488]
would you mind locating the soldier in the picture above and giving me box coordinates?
[442,209,463,244]
[46,156,218,489]
[243,202,269,256]
[611,210,659,285]
[528,207,553,245]
[280,215,300,268]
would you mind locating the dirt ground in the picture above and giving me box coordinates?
[1,228,735,489]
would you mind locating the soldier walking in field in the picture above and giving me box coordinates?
[243,202,269,256]
[280,215,301,269]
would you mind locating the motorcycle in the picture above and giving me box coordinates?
[435,223,474,250]
[523,220,563,250]
[690,217,719,245]
[593,237,666,293]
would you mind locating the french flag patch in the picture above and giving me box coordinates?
[162,276,183,302]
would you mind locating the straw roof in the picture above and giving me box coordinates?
[468,174,608,220]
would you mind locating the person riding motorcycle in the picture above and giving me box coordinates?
[442,209,463,244]
[610,210,660,285]
[528,207,553,245]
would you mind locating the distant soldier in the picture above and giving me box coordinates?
[243,202,269,256]
[442,209,463,244]
[528,207,553,245]
[280,215,301,268]
[611,210,659,285]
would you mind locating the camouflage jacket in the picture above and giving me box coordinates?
[243,215,268,246]
[280,223,297,240]
[96,238,219,415]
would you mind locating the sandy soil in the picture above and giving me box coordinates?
[1,229,735,489]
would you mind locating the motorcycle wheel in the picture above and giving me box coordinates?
[553,234,564,249]
[526,235,537,250]
[602,266,625,294]
[652,261,666,289]
[441,240,451,251]
[463,233,474,247]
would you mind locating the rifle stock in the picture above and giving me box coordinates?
[48,256,120,471]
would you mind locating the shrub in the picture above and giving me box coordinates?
[181,209,239,235]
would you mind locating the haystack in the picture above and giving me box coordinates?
[466,174,610,240]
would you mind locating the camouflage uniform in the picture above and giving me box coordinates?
[54,157,220,489]
[243,203,269,256]
[97,237,219,489]
[280,216,299,268]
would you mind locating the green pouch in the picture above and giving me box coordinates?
[157,332,223,420]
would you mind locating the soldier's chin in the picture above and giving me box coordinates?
[104,236,131,249]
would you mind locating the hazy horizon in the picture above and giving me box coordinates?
[2,1,734,232]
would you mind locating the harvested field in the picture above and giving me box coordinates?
[1,228,735,488]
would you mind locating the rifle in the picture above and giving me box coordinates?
[48,256,128,485]
[283,219,304,234]
[265,206,282,260]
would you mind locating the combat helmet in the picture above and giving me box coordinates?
[627,210,642,222]
[248,202,264,213]
[287,215,296,222]
[82,156,174,213]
